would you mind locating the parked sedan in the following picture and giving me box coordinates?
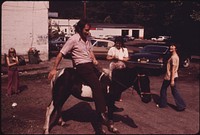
[128,45,191,69]
[91,38,115,59]
[151,36,171,42]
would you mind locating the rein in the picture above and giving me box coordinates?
[96,64,138,90]
[98,72,105,81]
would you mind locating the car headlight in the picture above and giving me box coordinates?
[137,59,141,62]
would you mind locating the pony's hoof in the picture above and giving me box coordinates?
[108,126,120,134]
[58,118,67,126]
[107,121,120,134]
[43,129,49,134]
[58,121,67,126]
[95,128,106,134]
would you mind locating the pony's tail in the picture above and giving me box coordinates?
[51,76,55,90]
[50,74,56,98]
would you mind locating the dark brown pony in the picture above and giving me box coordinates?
[43,66,146,134]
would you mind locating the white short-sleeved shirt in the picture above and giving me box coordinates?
[107,47,129,60]
[164,54,179,80]
[60,34,93,65]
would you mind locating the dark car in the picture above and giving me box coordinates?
[128,44,191,69]
[106,35,134,42]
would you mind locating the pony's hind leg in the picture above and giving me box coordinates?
[57,106,66,126]
[54,93,71,127]
[43,101,55,134]
[43,97,69,134]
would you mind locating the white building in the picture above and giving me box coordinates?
[90,23,144,39]
[49,19,144,39]
[1,1,49,62]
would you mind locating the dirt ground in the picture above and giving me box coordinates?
[1,59,199,134]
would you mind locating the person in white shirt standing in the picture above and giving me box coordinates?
[106,36,129,78]
[106,36,129,102]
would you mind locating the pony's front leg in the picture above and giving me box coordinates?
[106,98,120,134]
[43,101,55,134]
[107,106,120,134]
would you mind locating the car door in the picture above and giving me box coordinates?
[92,40,110,58]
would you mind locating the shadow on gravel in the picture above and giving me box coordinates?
[60,102,137,133]
[61,102,105,134]
[62,102,96,122]
[113,114,138,128]
[167,103,178,111]
[19,85,28,93]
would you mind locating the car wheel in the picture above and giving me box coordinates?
[182,58,190,68]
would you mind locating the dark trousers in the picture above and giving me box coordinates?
[159,78,186,110]
[76,62,106,113]
[7,69,19,95]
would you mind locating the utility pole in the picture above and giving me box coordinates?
[83,0,87,19]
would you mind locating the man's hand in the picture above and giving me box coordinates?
[93,59,98,65]
[48,69,57,80]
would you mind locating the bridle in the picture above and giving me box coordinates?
[97,64,138,90]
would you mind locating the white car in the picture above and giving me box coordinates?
[151,36,171,42]
[90,38,115,59]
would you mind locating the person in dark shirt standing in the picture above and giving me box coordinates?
[157,44,186,111]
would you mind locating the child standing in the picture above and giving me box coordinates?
[6,48,19,97]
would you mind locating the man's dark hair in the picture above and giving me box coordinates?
[114,36,125,47]
[74,19,91,34]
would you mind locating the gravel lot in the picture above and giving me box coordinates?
[1,58,199,134]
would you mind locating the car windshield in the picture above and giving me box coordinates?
[140,45,168,54]
[91,40,109,47]
[91,40,96,45]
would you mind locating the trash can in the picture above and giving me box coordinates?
[28,48,40,64]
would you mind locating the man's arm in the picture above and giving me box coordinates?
[90,51,98,65]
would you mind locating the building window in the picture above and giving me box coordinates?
[122,30,129,36]
[132,30,139,38]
